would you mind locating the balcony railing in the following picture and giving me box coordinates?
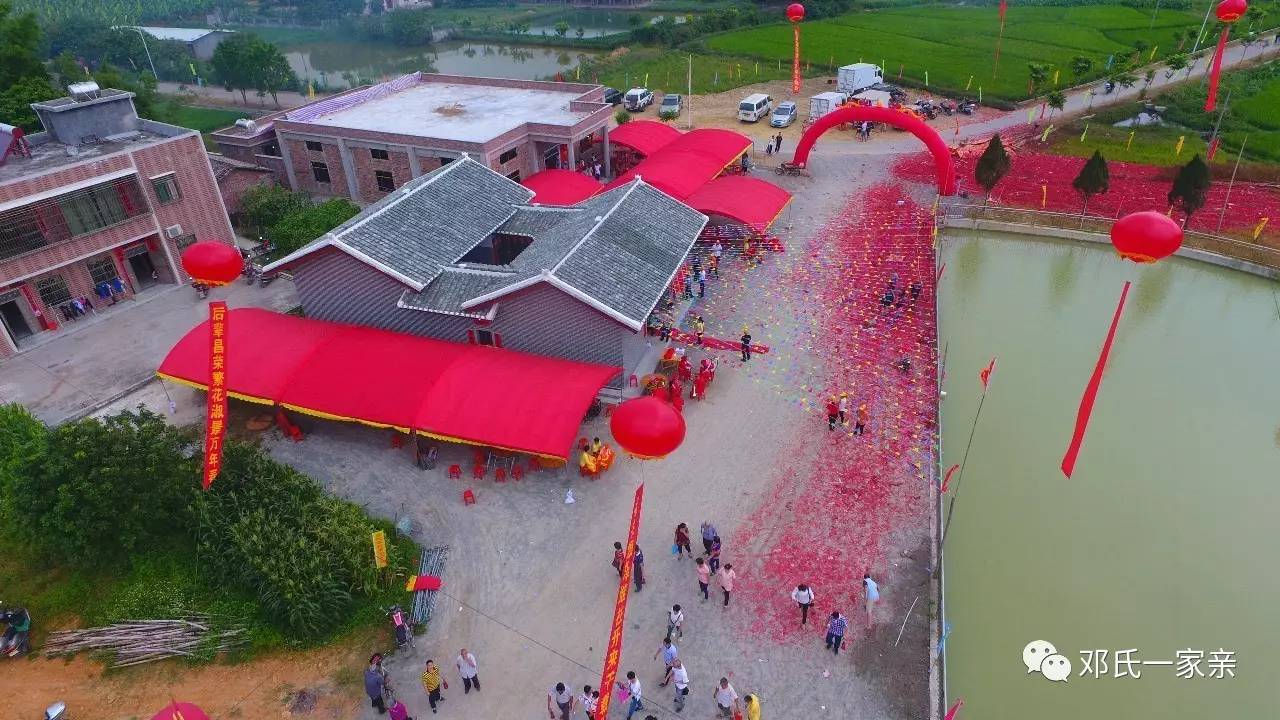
[0,176,150,263]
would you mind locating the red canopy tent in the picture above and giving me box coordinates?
[522,168,604,206]
[158,308,619,458]
[607,120,681,156]
[607,129,753,200]
[151,703,209,720]
[685,175,793,230]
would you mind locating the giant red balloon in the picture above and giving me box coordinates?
[1216,0,1247,22]
[1110,211,1183,263]
[151,702,210,720]
[610,396,686,460]
[786,3,805,23]
[181,241,242,286]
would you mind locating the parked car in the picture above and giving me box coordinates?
[738,93,774,122]
[624,87,654,111]
[770,101,798,127]
[603,87,623,105]
[659,94,683,116]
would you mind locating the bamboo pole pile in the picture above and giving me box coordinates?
[44,618,246,667]
[410,545,450,627]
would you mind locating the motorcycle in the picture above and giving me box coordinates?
[0,605,31,658]
[386,604,414,649]
[958,100,976,115]
[190,280,209,299]
[1103,81,1116,94]
[939,100,956,116]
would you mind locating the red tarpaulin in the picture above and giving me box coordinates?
[522,168,604,206]
[685,175,792,230]
[607,120,681,156]
[158,308,619,458]
[607,128,753,200]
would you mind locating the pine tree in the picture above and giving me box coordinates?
[975,134,1012,202]
[1071,150,1110,216]
[1168,154,1212,228]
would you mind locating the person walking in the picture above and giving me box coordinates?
[633,546,646,591]
[791,584,815,626]
[837,393,850,426]
[700,521,717,555]
[719,563,736,608]
[619,671,644,719]
[740,327,752,361]
[387,695,413,720]
[578,686,599,720]
[549,682,575,720]
[612,541,625,577]
[712,677,740,718]
[456,648,480,694]
[711,241,724,275]
[695,557,711,602]
[824,612,848,656]
[708,536,722,574]
[420,660,447,713]
[774,133,784,153]
[697,267,707,298]
[667,604,685,641]
[854,403,868,436]
[670,658,690,712]
[364,654,389,714]
[743,694,761,720]
[693,315,706,345]
[826,397,840,431]
[863,572,881,627]
[674,523,692,560]
[655,637,679,685]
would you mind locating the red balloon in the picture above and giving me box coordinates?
[1110,211,1183,263]
[609,396,686,460]
[151,702,210,720]
[1216,0,1247,22]
[181,241,243,286]
[786,3,805,23]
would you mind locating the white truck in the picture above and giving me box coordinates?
[808,91,846,122]
[851,89,892,107]
[837,63,884,96]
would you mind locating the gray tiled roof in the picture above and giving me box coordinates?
[398,268,512,317]
[326,157,533,287]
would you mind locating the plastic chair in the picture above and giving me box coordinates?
[494,468,507,483]
[447,464,462,479]
[472,464,486,480]
[462,489,476,506]
[472,449,486,467]
[629,374,639,387]
[511,465,524,481]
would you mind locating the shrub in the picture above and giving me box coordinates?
[615,108,632,125]
[268,198,361,256]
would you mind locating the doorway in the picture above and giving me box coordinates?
[0,300,33,341]
[129,253,159,289]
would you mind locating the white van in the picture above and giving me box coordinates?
[738,93,773,122]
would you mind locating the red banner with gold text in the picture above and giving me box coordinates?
[202,301,228,490]
[595,483,645,720]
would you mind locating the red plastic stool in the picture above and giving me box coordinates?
[511,465,524,481]
[527,459,541,474]
[462,488,476,505]
[629,374,639,387]
[472,464,486,480]
[390,433,405,449]
[447,464,462,479]
[494,468,507,482]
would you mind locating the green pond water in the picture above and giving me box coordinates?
[285,40,599,87]
[939,229,1280,719]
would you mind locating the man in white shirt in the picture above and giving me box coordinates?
[456,648,479,694]
[670,658,690,712]
[712,677,739,717]
[548,682,574,720]
[790,583,815,626]
[864,572,881,627]
[667,604,685,641]
[620,671,643,719]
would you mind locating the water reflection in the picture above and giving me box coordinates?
[286,41,599,88]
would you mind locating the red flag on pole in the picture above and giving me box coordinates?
[594,484,645,720]
[945,698,965,720]
[941,464,960,492]
[1061,281,1131,478]
[978,357,996,389]
[998,0,1008,22]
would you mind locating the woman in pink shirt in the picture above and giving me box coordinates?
[719,563,736,608]
[695,557,711,602]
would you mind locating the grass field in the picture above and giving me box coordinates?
[154,103,246,133]
[704,5,1212,103]
[1047,122,1210,167]
[579,48,805,95]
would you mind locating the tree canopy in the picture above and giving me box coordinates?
[212,32,297,106]
[1071,150,1110,215]
[1168,154,1212,228]
[0,2,58,130]
[975,133,1012,200]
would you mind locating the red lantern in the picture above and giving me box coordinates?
[609,396,686,460]
[1216,0,1247,22]
[181,241,242,286]
[151,702,210,720]
[786,3,805,22]
[1110,211,1183,263]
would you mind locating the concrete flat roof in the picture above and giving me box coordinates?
[303,83,592,143]
[0,130,171,185]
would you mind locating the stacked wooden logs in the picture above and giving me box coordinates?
[44,618,246,667]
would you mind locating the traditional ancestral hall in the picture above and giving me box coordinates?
[212,73,614,205]
[0,83,235,358]
[264,156,707,382]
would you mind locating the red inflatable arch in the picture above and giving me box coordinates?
[791,105,958,195]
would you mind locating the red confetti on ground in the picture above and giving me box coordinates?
[732,185,940,645]
[667,328,770,354]
[893,149,1280,239]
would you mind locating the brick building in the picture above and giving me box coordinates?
[208,153,274,221]
[0,85,236,358]
[211,72,615,206]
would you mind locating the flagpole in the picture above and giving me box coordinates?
[938,385,989,554]
[1217,134,1248,232]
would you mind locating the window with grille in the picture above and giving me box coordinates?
[57,180,143,237]
[375,170,394,192]
[306,140,323,152]
[0,207,47,261]
[151,174,181,204]
[506,170,521,182]
[371,148,389,160]
[87,257,118,285]
[36,275,71,306]
[499,148,518,164]
[312,162,331,183]
[175,233,197,252]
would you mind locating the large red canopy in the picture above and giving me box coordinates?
[686,175,793,230]
[607,129,753,200]
[158,308,619,458]
[522,168,603,206]
[608,120,681,156]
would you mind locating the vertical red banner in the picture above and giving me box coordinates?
[1060,282,1129,478]
[792,25,801,94]
[203,301,228,490]
[595,483,645,720]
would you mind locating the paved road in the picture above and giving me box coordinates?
[158,81,317,111]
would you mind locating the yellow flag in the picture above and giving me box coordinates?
[925,70,929,86]
[1040,124,1055,142]
[307,81,315,99]
[978,86,982,103]
[371,530,388,569]
[1041,184,1048,208]
[1175,135,1185,156]
[755,62,759,76]
[1254,217,1270,239]
[1052,69,1060,86]
[1028,107,1036,123]
[1149,45,1158,61]
[966,75,973,90]
[576,64,581,80]
[1080,123,1089,142]
[1126,130,1136,150]
[644,72,649,87]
